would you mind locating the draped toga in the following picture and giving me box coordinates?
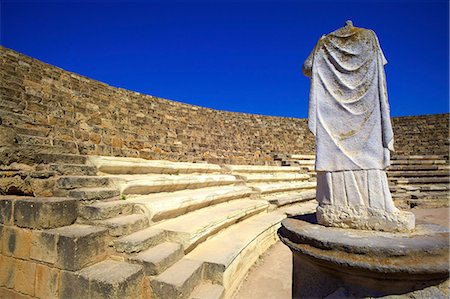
[303,26,394,172]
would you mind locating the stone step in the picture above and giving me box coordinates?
[88,155,222,174]
[290,160,315,165]
[97,214,149,237]
[128,185,255,222]
[391,155,446,160]
[114,227,166,253]
[1,196,78,229]
[34,224,108,271]
[299,165,315,171]
[60,259,144,299]
[153,199,269,253]
[281,200,318,217]
[68,187,120,201]
[237,173,310,183]
[266,190,316,207]
[128,242,184,275]
[289,154,315,160]
[387,165,441,171]
[390,184,449,192]
[150,258,203,299]
[250,181,316,195]
[57,176,111,189]
[79,200,135,220]
[36,153,88,165]
[390,159,447,165]
[108,174,239,195]
[387,170,449,177]
[49,163,97,176]
[187,210,287,298]
[390,177,449,184]
[189,282,225,299]
[224,164,303,173]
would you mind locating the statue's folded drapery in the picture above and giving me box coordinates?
[304,26,394,172]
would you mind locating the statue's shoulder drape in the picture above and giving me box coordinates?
[304,27,394,172]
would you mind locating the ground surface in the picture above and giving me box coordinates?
[234,207,449,299]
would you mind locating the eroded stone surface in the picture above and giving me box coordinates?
[316,205,415,232]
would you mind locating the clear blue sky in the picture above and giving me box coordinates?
[1,0,448,118]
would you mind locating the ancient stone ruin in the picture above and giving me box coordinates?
[279,22,449,298]
[0,43,448,299]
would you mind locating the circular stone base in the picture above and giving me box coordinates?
[278,215,449,299]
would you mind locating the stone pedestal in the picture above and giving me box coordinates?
[278,214,449,299]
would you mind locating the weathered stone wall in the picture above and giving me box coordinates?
[0,46,448,166]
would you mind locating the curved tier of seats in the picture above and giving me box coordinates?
[4,153,446,299]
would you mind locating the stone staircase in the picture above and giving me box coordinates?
[0,154,317,299]
[275,153,449,208]
[388,155,449,208]
[3,152,447,299]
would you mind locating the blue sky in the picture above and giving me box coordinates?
[1,0,448,118]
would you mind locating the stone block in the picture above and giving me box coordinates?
[0,254,15,288]
[35,263,60,299]
[48,224,108,271]
[59,270,90,299]
[0,287,34,299]
[60,260,143,299]
[2,226,32,259]
[30,230,57,264]
[14,259,36,296]
[14,197,78,229]
[85,260,144,299]
[0,198,13,225]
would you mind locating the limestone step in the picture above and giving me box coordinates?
[267,190,316,207]
[390,184,449,192]
[250,181,316,195]
[128,242,184,275]
[281,200,318,217]
[224,164,303,173]
[128,185,255,222]
[36,153,88,165]
[187,210,287,298]
[57,176,111,189]
[88,155,222,174]
[36,224,108,271]
[387,165,441,171]
[390,159,447,165]
[150,258,203,299]
[390,177,449,184]
[152,199,269,253]
[237,173,310,183]
[96,213,149,237]
[68,187,120,201]
[79,200,135,220]
[410,191,449,199]
[189,282,225,299]
[60,259,144,299]
[1,196,78,229]
[49,163,97,176]
[108,174,239,195]
[114,227,166,253]
[387,170,449,177]
[290,154,315,160]
[391,155,446,160]
[290,160,315,165]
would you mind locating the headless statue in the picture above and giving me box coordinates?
[303,21,415,232]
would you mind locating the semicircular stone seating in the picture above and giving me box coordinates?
[26,153,317,299]
[4,152,447,299]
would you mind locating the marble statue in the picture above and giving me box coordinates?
[303,21,415,231]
